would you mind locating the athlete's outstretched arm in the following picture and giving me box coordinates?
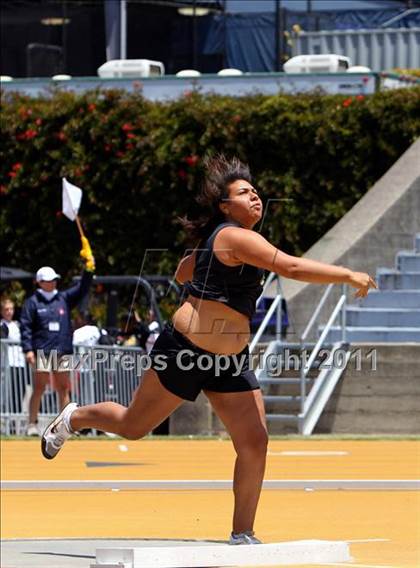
[222,228,376,297]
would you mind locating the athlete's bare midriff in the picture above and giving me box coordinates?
[172,295,250,355]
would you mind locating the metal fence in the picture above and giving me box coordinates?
[0,339,144,435]
[293,28,420,72]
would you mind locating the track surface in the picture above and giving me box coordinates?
[1,439,419,567]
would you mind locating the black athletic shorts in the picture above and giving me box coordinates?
[149,323,260,401]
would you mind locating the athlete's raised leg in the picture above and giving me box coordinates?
[70,368,183,439]
[42,368,183,459]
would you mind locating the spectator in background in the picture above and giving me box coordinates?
[1,298,26,415]
[145,308,160,353]
[20,241,95,436]
[1,298,22,344]
[73,311,102,347]
[117,311,151,351]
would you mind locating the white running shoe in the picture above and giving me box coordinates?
[26,423,39,437]
[229,531,262,545]
[41,402,78,460]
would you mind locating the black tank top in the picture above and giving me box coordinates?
[184,221,264,319]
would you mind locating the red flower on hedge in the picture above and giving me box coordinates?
[356,95,364,101]
[12,163,22,171]
[35,118,42,126]
[126,132,136,139]
[232,115,241,123]
[178,169,187,180]
[116,151,125,158]
[104,144,111,152]
[126,143,134,150]
[23,129,37,139]
[8,171,17,178]
[184,155,199,167]
[74,167,82,177]
[88,103,96,112]
[122,123,134,131]
[342,98,352,108]
[0,185,7,195]
[57,131,67,141]
[55,210,63,218]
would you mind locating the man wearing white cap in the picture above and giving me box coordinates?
[20,241,95,436]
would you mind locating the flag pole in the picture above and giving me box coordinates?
[75,215,85,239]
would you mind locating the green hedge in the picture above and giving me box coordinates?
[1,87,419,282]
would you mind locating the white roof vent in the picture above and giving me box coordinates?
[217,68,243,76]
[347,65,372,73]
[284,54,351,73]
[52,74,72,80]
[97,59,165,78]
[176,69,201,77]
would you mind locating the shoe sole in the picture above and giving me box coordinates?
[41,403,73,460]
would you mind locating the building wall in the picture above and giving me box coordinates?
[294,27,420,71]
[274,139,420,343]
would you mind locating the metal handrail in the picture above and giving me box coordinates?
[302,295,346,380]
[255,271,276,309]
[380,8,419,28]
[0,338,143,352]
[299,285,347,414]
[249,293,282,353]
[250,272,283,354]
[301,283,334,344]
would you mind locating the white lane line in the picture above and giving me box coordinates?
[2,479,419,490]
[268,451,349,456]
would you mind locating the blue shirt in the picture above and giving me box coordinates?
[20,271,93,355]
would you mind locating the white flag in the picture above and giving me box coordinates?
[62,178,82,221]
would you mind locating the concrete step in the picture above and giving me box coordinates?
[266,413,299,423]
[264,395,302,413]
[261,375,316,398]
[315,343,420,434]
[415,233,420,253]
[316,410,420,434]
[258,366,319,380]
[323,325,420,343]
[345,307,420,327]
[264,395,302,404]
[397,251,420,272]
[359,290,420,308]
[259,377,314,386]
[377,269,420,290]
[343,344,420,366]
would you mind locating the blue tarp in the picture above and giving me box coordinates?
[203,9,420,72]
[224,1,419,13]
[178,0,419,12]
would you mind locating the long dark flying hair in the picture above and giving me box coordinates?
[179,154,252,244]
